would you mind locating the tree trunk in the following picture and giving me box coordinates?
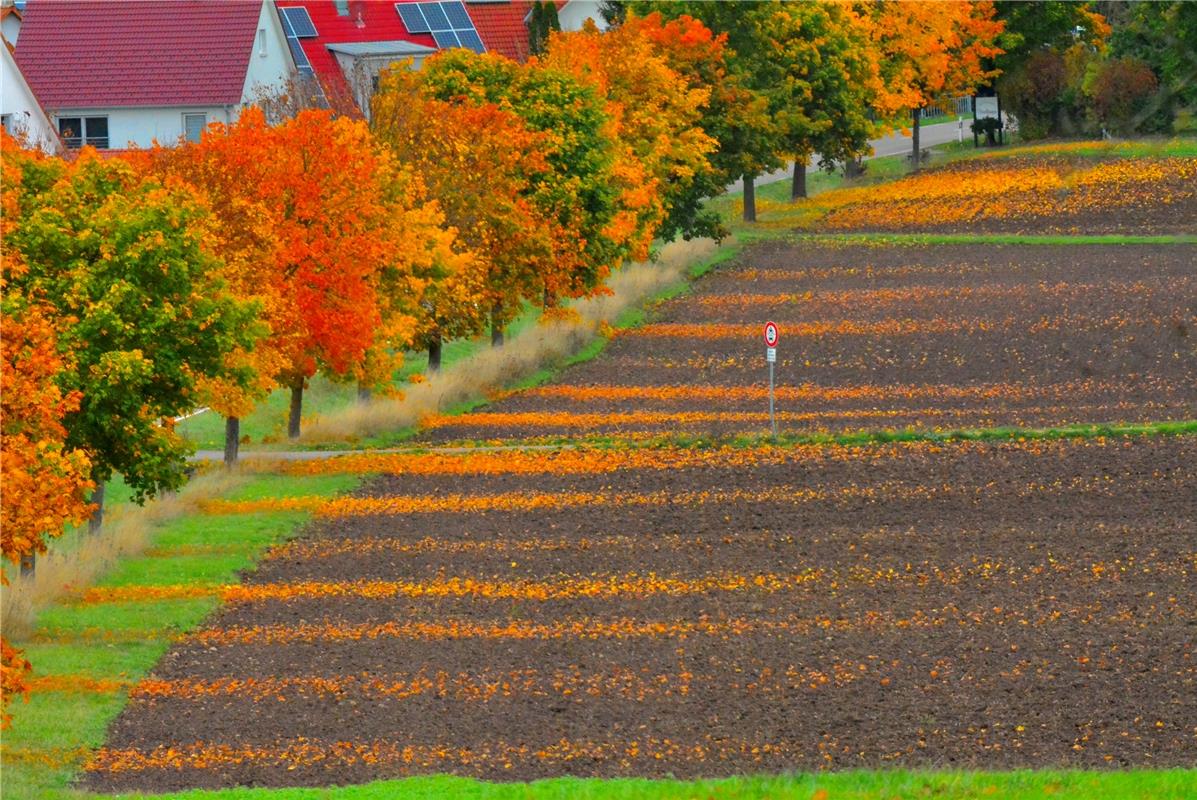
[742,173,756,222]
[790,160,808,201]
[427,336,442,373]
[491,301,504,347]
[911,107,922,170]
[88,482,106,535]
[844,158,864,179]
[19,551,35,577]
[288,378,303,440]
[357,384,372,404]
[224,416,240,467]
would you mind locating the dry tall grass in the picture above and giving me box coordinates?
[300,238,718,444]
[0,469,246,637]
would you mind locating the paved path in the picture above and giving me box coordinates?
[191,444,564,462]
[727,118,966,193]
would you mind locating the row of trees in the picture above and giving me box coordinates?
[996,0,1196,138]
[1,2,1011,722]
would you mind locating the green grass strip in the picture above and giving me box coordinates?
[789,232,1197,246]
[0,473,360,800]
[18,767,1196,799]
[429,420,1197,454]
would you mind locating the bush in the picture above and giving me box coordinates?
[1000,50,1068,139]
[1091,57,1164,135]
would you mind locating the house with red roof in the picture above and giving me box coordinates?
[465,1,600,63]
[276,1,511,119]
[14,0,296,150]
[274,0,438,117]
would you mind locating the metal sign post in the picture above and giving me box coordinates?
[763,322,779,440]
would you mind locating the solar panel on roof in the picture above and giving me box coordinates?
[396,3,430,33]
[286,36,312,69]
[420,2,451,30]
[400,1,486,52]
[432,30,461,49]
[280,6,318,38]
[456,29,485,53]
[441,1,472,29]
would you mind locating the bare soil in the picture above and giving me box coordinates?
[423,242,1197,443]
[84,436,1197,791]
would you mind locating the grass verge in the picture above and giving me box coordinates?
[421,420,1197,454]
[788,232,1197,247]
[9,768,1197,799]
[283,238,726,450]
[175,305,545,450]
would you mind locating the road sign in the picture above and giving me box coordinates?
[763,321,779,348]
[763,322,779,440]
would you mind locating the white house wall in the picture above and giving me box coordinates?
[557,1,607,32]
[240,0,296,104]
[2,13,20,45]
[1,44,58,152]
[50,106,236,150]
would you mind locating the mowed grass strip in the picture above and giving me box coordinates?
[0,473,361,800]
[1,762,1192,800]
[3,769,1192,800]
[790,232,1197,246]
[424,420,1197,452]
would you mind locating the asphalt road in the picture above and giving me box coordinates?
[728,118,967,192]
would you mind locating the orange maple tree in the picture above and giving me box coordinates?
[862,0,1005,166]
[162,108,404,439]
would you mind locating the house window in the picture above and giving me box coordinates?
[334,0,349,15]
[258,28,267,56]
[183,113,207,143]
[58,116,109,149]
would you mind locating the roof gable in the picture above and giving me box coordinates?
[15,0,266,109]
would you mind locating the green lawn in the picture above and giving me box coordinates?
[11,769,1197,799]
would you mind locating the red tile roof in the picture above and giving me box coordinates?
[14,0,265,109]
[277,0,437,105]
[465,0,535,62]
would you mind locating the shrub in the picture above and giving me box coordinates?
[1091,57,1162,135]
[999,50,1067,139]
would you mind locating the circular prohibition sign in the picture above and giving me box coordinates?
[763,321,779,348]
